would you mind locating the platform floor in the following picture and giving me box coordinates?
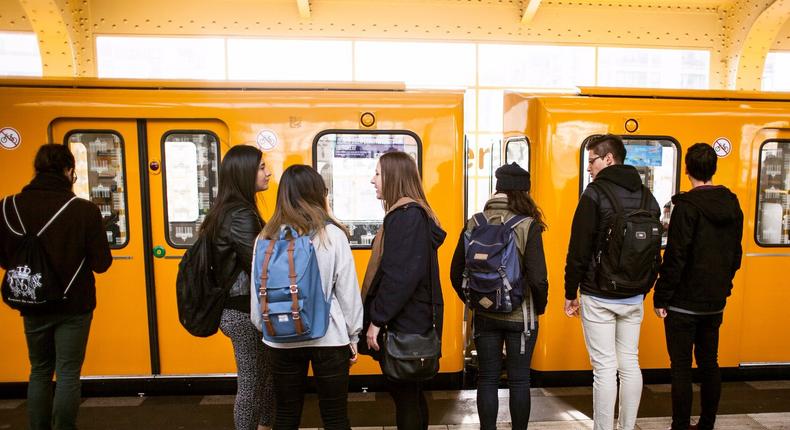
[1,381,789,429]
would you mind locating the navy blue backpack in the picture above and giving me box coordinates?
[462,213,532,313]
[251,226,330,343]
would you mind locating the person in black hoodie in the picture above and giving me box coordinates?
[564,134,660,430]
[199,145,274,430]
[0,144,112,430]
[360,151,446,430]
[654,143,743,430]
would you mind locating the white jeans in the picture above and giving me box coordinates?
[581,295,644,430]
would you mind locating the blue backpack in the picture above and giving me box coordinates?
[251,226,329,343]
[462,213,532,313]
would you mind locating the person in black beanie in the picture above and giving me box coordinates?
[0,144,112,430]
[450,162,549,430]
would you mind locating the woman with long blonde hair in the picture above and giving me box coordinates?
[252,164,363,430]
[360,151,446,430]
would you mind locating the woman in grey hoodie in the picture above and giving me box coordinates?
[251,165,363,430]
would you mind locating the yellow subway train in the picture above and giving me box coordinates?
[0,79,788,391]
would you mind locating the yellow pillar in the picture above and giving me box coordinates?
[19,0,95,77]
[735,0,790,90]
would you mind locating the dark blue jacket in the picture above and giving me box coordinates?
[361,203,446,358]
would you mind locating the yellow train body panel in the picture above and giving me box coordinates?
[504,89,790,372]
[0,79,465,382]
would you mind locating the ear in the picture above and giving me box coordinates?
[604,153,616,166]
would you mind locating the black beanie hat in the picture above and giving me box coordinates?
[495,162,531,192]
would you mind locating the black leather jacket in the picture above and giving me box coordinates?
[210,201,263,313]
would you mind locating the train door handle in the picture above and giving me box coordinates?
[152,246,166,258]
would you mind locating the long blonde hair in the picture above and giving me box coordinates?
[379,151,439,225]
[261,164,348,243]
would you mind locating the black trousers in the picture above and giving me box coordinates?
[270,345,351,430]
[664,311,723,430]
[387,378,429,430]
[474,315,538,430]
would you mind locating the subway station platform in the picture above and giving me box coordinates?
[1,380,789,429]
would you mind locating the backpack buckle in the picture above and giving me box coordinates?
[259,288,267,296]
[291,311,301,320]
[289,284,298,294]
[262,313,270,322]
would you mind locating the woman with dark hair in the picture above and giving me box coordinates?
[361,151,446,430]
[200,144,274,430]
[0,144,112,430]
[450,162,549,430]
[252,164,362,430]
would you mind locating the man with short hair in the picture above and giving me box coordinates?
[654,143,743,430]
[564,134,661,430]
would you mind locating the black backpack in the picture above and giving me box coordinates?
[176,234,238,337]
[2,195,85,310]
[592,182,663,298]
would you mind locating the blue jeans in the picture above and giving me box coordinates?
[665,311,723,430]
[270,345,351,430]
[474,315,538,430]
[23,312,93,430]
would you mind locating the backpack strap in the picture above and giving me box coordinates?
[591,181,623,214]
[472,212,488,228]
[259,239,277,337]
[37,196,79,237]
[2,195,25,236]
[638,185,651,210]
[503,214,528,230]
[286,236,305,336]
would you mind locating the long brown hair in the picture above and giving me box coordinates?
[502,190,547,231]
[262,164,348,243]
[201,145,263,240]
[378,151,438,224]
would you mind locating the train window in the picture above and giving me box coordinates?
[314,131,421,248]
[580,136,680,245]
[162,132,220,248]
[505,137,530,170]
[67,131,129,248]
[756,140,790,246]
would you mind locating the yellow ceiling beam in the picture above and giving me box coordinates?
[296,0,311,19]
[734,0,790,90]
[521,0,542,25]
[19,0,76,77]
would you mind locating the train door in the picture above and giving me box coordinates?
[49,119,152,376]
[144,119,232,375]
[741,129,790,365]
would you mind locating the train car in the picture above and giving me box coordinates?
[502,88,790,381]
[0,78,465,390]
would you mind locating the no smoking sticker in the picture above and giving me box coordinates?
[712,137,731,158]
[0,127,21,150]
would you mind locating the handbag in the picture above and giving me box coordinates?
[381,326,441,382]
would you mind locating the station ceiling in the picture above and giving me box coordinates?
[1,0,790,89]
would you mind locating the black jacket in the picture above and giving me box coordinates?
[364,204,446,340]
[449,205,549,315]
[210,201,263,313]
[0,172,112,316]
[654,185,743,312]
[564,164,661,300]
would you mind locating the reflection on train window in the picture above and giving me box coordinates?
[162,132,219,248]
[505,137,530,170]
[756,141,790,246]
[67,132,129,248]
[489,138,502,195]
[315,132,420,248]
[581,136,679,245]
